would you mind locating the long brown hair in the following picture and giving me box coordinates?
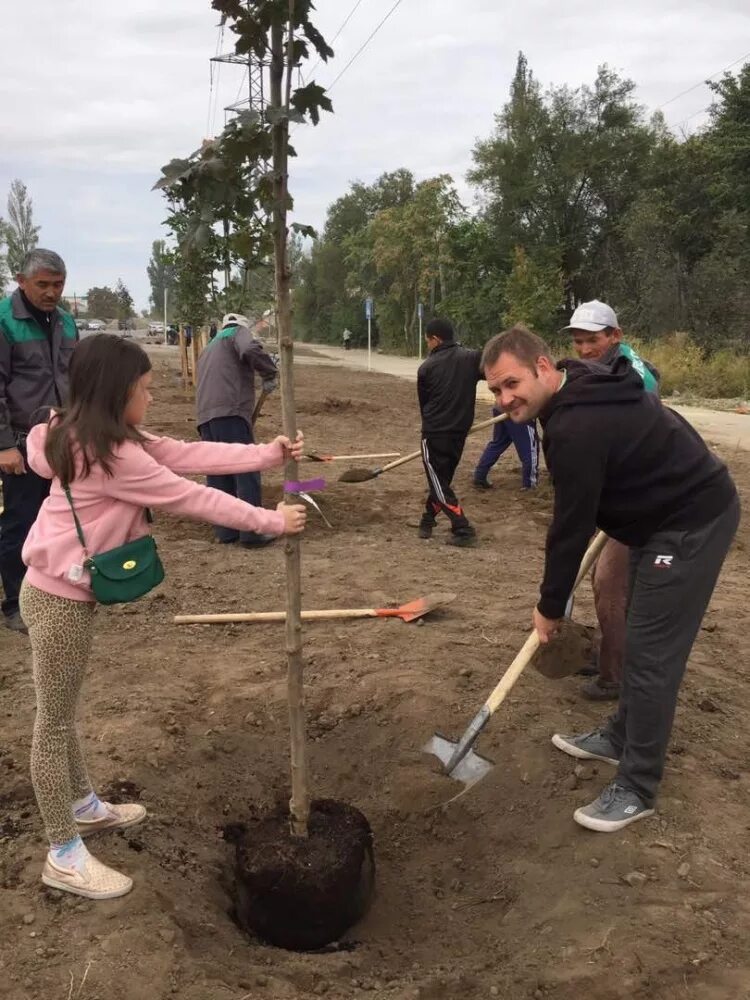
[45,334,152,486]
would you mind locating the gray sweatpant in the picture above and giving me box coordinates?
[604,495,740,805]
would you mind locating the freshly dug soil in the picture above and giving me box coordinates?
[228,799,375,951]
[3,350,750,999]
[532,620,596,679]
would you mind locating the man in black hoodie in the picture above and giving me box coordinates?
[482,325,739,833]
[417,318,483,546]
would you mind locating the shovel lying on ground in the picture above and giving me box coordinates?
[303,451,401,463]
[339,412,509,483]
[423,530,608,790]
[173,592,457,626]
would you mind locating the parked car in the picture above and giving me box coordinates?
[86,319,106,331]
[148,321,165,334]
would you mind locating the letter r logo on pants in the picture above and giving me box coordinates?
[654,555,674,568]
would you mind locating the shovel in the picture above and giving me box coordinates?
[303,451,401,463]
[252,388,271,426]
[339,412,509,483]
[423,530,608,789]
[173,592,457,626]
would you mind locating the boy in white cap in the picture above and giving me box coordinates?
[563,300,659,700]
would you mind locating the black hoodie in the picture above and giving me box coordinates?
[537,357,737,619]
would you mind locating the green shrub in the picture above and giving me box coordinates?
[637,334,750,399]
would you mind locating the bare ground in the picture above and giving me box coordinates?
[1,353,750,1000]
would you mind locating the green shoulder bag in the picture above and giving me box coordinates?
[64,487,165,605]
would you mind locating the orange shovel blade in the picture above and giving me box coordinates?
[375,592,457,622]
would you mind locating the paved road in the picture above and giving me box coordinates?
[301,344,750,451]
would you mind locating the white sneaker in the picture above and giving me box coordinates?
[76,802,147,838]
[42,853,133,900]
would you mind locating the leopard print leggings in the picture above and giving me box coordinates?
[20,581,97,844]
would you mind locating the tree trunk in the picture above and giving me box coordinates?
[271,7,309,839]
[223,217,231,292]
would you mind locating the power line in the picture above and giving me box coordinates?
[326,0,405,93]
[304,0,368,84]
[206,26,224,136]
[656,48,750,111]
[234,67,249,104]
[206,24,226,137]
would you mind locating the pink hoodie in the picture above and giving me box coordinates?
[22,423,286,602]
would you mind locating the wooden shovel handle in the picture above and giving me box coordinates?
[485,529,608,716]
[174,608,380,624]
[304,452,401,462]
[252,389,270,425]
[377,413,509,475]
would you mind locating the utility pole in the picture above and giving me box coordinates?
[164,287,168,346]
[365,297,373,372]
[418,301,424,360]
[212,17,268,303]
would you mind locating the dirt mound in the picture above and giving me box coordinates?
[298,395,382,416]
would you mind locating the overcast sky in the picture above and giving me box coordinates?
[1,0,748,312]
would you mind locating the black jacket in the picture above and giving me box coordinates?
[417,341,483,435]
[537,358,737,619]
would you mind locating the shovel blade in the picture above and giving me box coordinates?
[422,733,494,788]
[393,592,457,622]
[338,467,377,483]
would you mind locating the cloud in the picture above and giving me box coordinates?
[1,0,747,309]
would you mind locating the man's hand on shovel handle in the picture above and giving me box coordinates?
[273,430,304,463]
[277,502,307,534]
[533,607,562,644]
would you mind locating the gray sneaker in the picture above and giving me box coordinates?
[574,782,654,832]
[4,612,28,635]
[551,728,619,766]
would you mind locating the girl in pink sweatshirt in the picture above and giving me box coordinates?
[19,334,306,901]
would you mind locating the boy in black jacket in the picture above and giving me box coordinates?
[482,325,739,833]
[417,318,483,546]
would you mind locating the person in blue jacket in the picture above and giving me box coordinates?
[473,412,540,491]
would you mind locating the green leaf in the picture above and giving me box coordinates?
[200,157,228,181]
[192,223,213,251]
[291,222,318,239]
[290,83,334,126]
[152,157,194,190]
[302,22,334,63]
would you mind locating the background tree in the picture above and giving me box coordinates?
[146,240,177,315]
[502,246,564,335]
[0,218,9,295]
[115,279,135,321]
[86,286,120,320]
[5,180,40,274]
[296,56,750,357]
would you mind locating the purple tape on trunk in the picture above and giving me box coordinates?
[284,477,326,493]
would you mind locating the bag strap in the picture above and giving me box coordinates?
[63,486,153,552]
[63,485,90,560]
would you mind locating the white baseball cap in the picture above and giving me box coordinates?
[222,312,249,328]
[562,300,619,332]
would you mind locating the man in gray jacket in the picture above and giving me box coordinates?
[0,249,77,632]
[196,312,279,547]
